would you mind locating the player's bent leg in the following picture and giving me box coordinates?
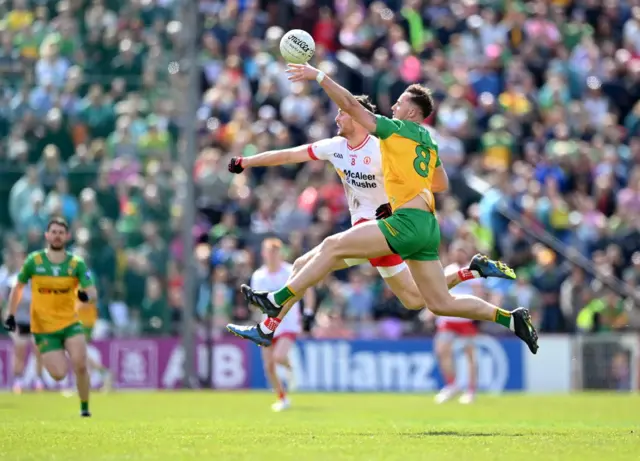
[381,265,425,310]
[33,341,45,391]
[11,335,29,393]
[459,342,476,405]
[34,330,68,381]
[64,325,91,417]
[261,345,288,412]
[41,350,69,381]
[235,226,391,347]
[406,259,538,354]
[248,222,392,315]
[434,331,457,404]
[275,258,350,322]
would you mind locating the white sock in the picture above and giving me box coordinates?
[470,270,481,278]
[267,292,279,307]
[259,323,271,334]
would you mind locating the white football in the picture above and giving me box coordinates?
[279,29,315,64]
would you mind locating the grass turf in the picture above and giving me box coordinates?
[1,392,639,461]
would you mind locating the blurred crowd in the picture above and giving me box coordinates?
[0,0,639,339]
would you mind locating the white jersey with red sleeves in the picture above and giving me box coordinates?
[437,263,482,325]
[250,263,301,337]
[307,135,388,224]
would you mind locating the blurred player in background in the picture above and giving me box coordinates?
[227,96,515,345]
[73,249,112,391]
[3,217,97,417]
[1,246,45,393]
[432,242,482,404]
[250,238,309,412]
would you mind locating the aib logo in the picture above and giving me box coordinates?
[364,157,371,165]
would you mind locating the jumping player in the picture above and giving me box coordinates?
[432,242,482,404]
[250,238,306,411]
[3,217,97,416]
[227,96,517,346]
[233,63,538,354]
[1,246,45,393]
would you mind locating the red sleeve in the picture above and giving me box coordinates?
[307,144,319,160]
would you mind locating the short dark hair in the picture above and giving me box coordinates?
[405,84,435,119]
[47,216,69,231]
[355,95,377,114]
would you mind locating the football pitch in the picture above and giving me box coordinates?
[1,392,638,461]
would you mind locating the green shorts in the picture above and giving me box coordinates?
[83,325,94,343]
[33,322,85,354]
[377,208,440,261]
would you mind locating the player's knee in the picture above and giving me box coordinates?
[425,294,455,316]
[73,360,88,376]
[262,356,274,372]
[398,292,425,311]
[49,368,67,381]
[273,351,288,365]
[292,256,305,274]
[321,235,345,257]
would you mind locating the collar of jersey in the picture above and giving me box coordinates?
[347,135,370,151]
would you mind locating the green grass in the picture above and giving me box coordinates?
[1,392,639,461]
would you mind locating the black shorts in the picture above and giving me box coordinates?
[16,323,31,336]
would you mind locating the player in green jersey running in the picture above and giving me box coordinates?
[3,217,98,417]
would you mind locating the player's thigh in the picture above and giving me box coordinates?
[63,325,89,369]
[405,259,453,313]
[273,336,295,363]
[11,334,29,362]
[322,221,392,260]
[40,350,68,379]
[382,264,424,309]
[434,331,455,356]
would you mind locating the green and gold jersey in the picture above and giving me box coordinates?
[374,115,441,211]
[17,250,94,333]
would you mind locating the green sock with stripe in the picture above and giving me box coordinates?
[494,308,513,331]
[272,286,296,306]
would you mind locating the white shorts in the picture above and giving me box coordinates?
[344,258,407,278]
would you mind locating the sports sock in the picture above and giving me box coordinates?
[269,286,296,307]
[494,308,514,331]
[278,390,286,400]
[444,373,455,387]
[259,317,281,334]
[458,268,480,281]
[81,401,89,413]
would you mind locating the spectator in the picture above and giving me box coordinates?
[0,0,637,339]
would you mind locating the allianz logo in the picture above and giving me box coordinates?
[287,336,510,392]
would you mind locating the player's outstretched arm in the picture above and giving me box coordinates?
[3,282,24,331]
[229,146,313,174]
[286,63,377,133]
[431,165,449,193]
[76,260,98,302]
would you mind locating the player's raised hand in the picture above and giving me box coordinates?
[3,314,16,332]
[228,157,245,174]
[286,63,319,82]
